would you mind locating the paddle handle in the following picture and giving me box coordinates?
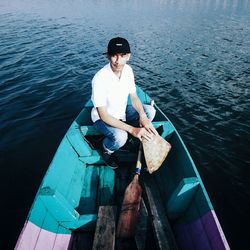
[135,144,143,175]
[135,101,153,175]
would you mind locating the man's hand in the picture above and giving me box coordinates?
[139,114,158,135]
[129,127,154,141]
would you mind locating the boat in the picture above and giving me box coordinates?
[15,86,230,250]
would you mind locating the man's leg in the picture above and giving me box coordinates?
[126,104,156,125]
[94,119,128,153]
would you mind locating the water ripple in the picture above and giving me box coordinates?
[1,1,250,249]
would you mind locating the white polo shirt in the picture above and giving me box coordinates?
[91,63,136,122]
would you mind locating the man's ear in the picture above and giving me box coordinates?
[127,54,131,61]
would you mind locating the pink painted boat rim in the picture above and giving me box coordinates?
[15,221,71,250]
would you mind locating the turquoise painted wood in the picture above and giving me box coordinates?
[16,85,229,250]
[38,187,97,229]
[28,121,116,233]
[167,177,200,219]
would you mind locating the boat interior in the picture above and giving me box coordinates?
[60,95,207,249]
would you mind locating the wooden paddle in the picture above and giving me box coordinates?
[117,144,143,238]
[142,100,172,174]
[142,134,171,174]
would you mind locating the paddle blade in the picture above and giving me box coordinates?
[142,135,171,174]
[117,176,142,238]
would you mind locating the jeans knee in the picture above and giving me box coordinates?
[144,105,156,121]
[103,129,128,152]
[115,130,128,148]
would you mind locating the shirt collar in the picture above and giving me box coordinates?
[108,63,126,80]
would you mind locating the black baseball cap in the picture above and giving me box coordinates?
[103,37,131,55]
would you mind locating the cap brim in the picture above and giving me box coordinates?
[102,51,131,55]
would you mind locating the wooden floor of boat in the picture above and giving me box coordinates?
[68,160,177,250]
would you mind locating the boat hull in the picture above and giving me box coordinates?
[15,86,229,250]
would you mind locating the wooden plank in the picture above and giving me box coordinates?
[39,187,97,230]
[65,160,87,208]
[135,199,150,250]
[142,175,178,250]
[39,187,80,222]
[98,166,115,206]
[77,166,99,214]
[92,206,117,250]
[66,123,92,157]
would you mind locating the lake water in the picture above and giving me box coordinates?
[0,0,249,249]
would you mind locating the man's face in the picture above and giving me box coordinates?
[109,53,131,72]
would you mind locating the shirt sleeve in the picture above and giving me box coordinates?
[91,76,107,108]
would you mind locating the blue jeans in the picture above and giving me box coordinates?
[94,104,156,153]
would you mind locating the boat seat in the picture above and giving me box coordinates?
[66,122,105,164]
[167,177,200,219]
[38,187,97,230]
[80,121,174,137]
[77,121,174,165]
[80,125,102,136]
[37,165,115,231]
[152,121,175,138]
[37,164,115,231]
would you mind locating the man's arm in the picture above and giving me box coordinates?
[96,106,153,141]
[130,92,158,135]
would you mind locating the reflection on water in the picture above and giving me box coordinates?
[0,0,250,249]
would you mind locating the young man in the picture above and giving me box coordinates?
[91,37,157,164]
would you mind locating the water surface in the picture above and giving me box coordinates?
[0,0,250,249]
